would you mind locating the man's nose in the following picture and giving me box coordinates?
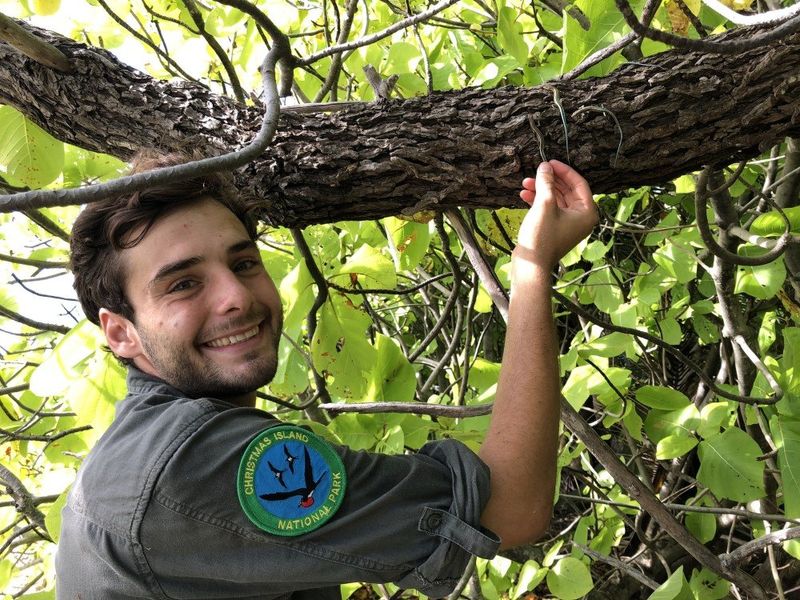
[212,269,253,314]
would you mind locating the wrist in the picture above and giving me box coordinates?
[512,246,555,272]
[511,247,554,286]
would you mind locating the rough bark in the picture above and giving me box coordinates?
[1,20,799,227]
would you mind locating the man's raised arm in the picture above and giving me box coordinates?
[479,160,598,549]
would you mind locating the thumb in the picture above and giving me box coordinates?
[535,161,556,204]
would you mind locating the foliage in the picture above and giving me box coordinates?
[1,0,799,598]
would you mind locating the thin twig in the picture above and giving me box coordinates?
[300,0,462,65]
[183,0,245,102]
[0,304,70,334]
[290,228,331,404]
[318,400,492,417]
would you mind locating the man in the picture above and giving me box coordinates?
[56,152,597,599]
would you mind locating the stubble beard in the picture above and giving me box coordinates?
[138,319,281,399]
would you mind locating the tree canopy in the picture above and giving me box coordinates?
[1,0,800,598]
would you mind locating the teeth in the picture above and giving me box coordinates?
[206,326,259,348]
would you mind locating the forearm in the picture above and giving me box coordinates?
[479,254,561,548]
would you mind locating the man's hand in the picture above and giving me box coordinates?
[516,160,598,271]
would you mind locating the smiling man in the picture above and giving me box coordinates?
[56,152,597,599]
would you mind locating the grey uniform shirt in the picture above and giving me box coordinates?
[55,368,499,599]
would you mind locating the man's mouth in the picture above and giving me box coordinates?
[204,325,260,348]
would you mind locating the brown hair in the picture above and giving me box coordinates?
[69,151,259,329]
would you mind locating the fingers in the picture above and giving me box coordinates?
[548,159,592,199]
[519,177,536,205]
[519,161,593,210]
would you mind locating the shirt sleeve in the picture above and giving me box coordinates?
[139,406,499,599]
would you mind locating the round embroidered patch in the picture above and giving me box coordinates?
[237,425,346,536]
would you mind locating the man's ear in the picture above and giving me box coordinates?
[99,308,142,359]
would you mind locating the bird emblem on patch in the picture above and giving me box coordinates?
[237,425,346,536]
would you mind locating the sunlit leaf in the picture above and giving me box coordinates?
[636,386,690,410]
[697,427,765,502]
[311,299,376,399]
[0,105,64,187]
[734,246,786,299]
[646,566,691,600]
[770,415,800,518]
[546,556,593,600]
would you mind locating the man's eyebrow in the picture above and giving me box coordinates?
[228,239,258,254]
[148,257,203,290]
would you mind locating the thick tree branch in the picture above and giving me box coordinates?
[1,21,799,225]
[0,18,287,213]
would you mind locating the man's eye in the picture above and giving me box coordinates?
[168,280,196,293]
[234,259,259,273]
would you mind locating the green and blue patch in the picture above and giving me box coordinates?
[237,425,346,536]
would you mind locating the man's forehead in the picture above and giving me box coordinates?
[120,199,255,286]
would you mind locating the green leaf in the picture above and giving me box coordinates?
[44,487,70,543]
[269,344,309,396]
[576,332,633,358]
[688,567,729,600]
[656,433,698,460]
[652,242,696,284]
[311,299,376,399]
[16,591,55,600]
[334,244,396,290]
[497,6,528,64]
[734,246,786,299]
[562,365,630,410]
[583,268,624,313]
[658,317,683,345]
[770,415,800,518]
[471,56,520,87]
[561,0,645,76]
[512,560,548,598]
[385,42,421,74]
[29,320,102,396]
[684,501,716,544]
[279,262,315,334]
[644,405,700,444]
[697,428,765,502]
[780,328,800,400]
[785,539,800,560]
[696,402,734,439]
[366,334,416,403]
[61,145,125,187]
[546,556,594,600]
[0,105,64,187]
[646,566,691,600]
[67,351,127,444]
[383,216,431,271]
[636,386,690,410]
[750,205,800,236]
[758,310,777,353]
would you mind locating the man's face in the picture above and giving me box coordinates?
[106,198,283,402]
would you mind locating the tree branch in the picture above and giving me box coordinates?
[615,0,800,53]
[0,464,50,538]
[299,0,462,65]
[0,304,70,334]
[0,17,287,213]
[0,11,72,71]
[720,526,800,568]
[559,400,766,599]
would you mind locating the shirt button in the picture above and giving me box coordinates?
[426,513,443,529]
